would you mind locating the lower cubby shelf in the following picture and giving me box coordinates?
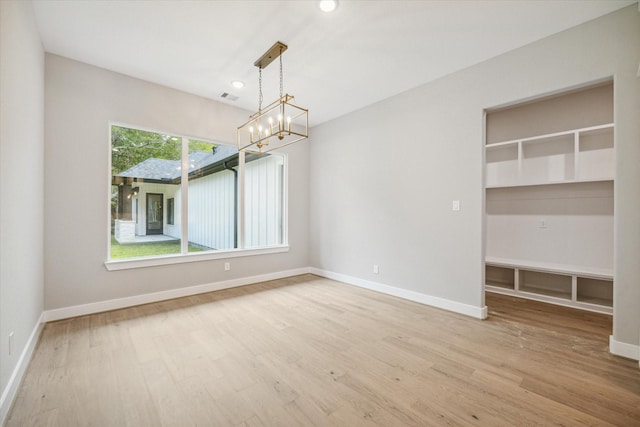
[577,277,613,308]
[519,270,572,300]
[485,258,613,314]
[485,265,515,290]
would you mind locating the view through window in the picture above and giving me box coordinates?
[110,125,285,260]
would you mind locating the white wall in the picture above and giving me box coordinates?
[188,170,235,250]
[0,0,44,416]
[309,6,640,347]
[486,182,614,270]
[486,82,613,144]
[44,54,309,310]
[164,186,182,239]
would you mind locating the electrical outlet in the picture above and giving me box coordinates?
[373,264,379,274]
[9,332,14,355]
[224,262,230,271]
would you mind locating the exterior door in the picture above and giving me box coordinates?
[146,193,163,235]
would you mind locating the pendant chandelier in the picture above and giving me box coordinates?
[237,41,309,154]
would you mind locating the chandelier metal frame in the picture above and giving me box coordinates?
[237,41,309,154]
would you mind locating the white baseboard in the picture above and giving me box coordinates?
[41,264,487,321]
[310,268,488,319]
[0,312,45,426]
[43,267,311,322]
[609,335,640,362]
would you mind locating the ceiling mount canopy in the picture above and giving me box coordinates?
[237,41,309,154]
[253,41,288,69]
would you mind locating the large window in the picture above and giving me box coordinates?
[109,124,286,263]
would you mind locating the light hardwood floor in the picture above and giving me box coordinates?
[6,274,640,426]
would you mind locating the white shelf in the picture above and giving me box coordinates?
[485,265,515,290]
[577,126,615,181]
[485,123,613,149]
[576,277,613,308]
[485,177,613,189]
[486,257,612,280]
[485,259,613,314]
[485,123,613,188]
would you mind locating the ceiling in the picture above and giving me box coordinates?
[32,0,635,126]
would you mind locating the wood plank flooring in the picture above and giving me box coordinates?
[6,274,640,426]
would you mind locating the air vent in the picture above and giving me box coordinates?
[220,92,239,101]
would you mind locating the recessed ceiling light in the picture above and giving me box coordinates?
[319,0,337,13]
[231,80,245,89]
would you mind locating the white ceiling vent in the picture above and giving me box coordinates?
[219,92,239,101]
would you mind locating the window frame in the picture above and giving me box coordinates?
[105,122,289,271]
[167,198,174,225]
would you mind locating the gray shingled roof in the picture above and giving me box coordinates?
[117,158,180,181]
[117,145,238,181]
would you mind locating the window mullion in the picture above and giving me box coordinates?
[238,150,245,249]
[180,136,189,254]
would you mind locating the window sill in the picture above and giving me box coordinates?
[104,245,290,271]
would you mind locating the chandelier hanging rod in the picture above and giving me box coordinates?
[254,41,288,69]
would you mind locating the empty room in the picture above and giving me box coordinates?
[1,1,639,425]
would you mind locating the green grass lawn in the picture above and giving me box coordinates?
[110,236,203,259]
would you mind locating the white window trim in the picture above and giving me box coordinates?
[106,122,289,271]
[104,245,290,271]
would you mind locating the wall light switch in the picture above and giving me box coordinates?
[452,200,460,211]
[539,219,547,228]
[224,262,230,271]
[373,264,379,274]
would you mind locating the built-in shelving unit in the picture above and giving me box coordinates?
[486,123,614,188]
[484,82,614,315]
[485,257,613,314]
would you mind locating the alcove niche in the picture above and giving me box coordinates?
[484,81,614,314]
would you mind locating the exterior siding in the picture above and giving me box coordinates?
[188,169,235,250]
[245,155,284,248]
[126,154,284,249]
